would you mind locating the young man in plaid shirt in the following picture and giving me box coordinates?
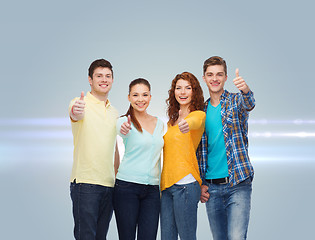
[197,56,255,240]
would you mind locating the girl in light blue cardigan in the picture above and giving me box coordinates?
[113,78,164,240]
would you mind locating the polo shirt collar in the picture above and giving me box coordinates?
[86,92,111,107]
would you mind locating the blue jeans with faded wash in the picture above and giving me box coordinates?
[205,177,252,240]
[70,181,113,240]
[160,181,201,240]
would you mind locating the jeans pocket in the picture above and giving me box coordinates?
[241,177,252,185]
[151,184,160,192]
[115,179,133,189]
[70,182,75,192]
[79,183,98,194]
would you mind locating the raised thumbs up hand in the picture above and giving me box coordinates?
[120,115,132,135]
[71,91,86,121]
[178,110,189,134]
[233,68,250,94]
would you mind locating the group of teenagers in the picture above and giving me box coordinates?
[69,55,256,240]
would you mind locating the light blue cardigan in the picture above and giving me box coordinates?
[116,116,164,185]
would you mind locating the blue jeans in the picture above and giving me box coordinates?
[70,181,113,240]
[113,179,160,240]
[160,181,201,240]
[205,178,252,240]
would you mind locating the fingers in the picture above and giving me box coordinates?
[72,92,86,116]
[120,122,131,135]
[70,92,86,121]
[178,120,189,133]
[72,103,85,116]
[233,77,246,88]
[120,116,132,135]
[200,185,210,203]
[235,68,239,78]
[178,110,189,133]
[233,68,250,94]
[80,91,84,100]
[200,194,210,203]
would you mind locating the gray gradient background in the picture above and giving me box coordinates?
[1,0,314,239]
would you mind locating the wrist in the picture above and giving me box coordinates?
[241,88,250,95]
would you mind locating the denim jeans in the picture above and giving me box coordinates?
[113,179,160,240]
[205,178,252,240]
[160,181,201,240]
[70,181,113,240]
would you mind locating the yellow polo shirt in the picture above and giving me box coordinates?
[161,110,206,191]
[69,92,118,187]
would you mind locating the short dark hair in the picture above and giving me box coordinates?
[203,56,227,75]
[88,59,113,78]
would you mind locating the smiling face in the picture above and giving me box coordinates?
[128,83,151,113]
[88,67,113,100]
[203,65,227,95]
[174,79,192,107]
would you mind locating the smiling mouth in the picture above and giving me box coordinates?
[136,103,146,107]
[211,82,220,86]
[179,96,188,100]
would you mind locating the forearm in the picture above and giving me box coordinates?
[241,90,255,111]
[114,142,120,176]
[186,112,206,130]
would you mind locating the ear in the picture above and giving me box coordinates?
[128,94,131,102]
[224,75,228,83]
[202,75,206,83]
[88,76,92,86]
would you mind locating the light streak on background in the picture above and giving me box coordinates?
[2,118,315,126]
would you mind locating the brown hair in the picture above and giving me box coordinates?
[123,78,151,132]
[166,72,204,126]
[203,56,227,75]
[88,59,113,78]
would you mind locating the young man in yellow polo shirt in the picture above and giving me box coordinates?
[69,59,119,240]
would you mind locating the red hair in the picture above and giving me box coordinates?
[166,72,204,126]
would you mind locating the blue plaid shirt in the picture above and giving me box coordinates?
[197,90,255,186]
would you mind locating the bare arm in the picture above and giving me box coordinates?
[114,141,120,176]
